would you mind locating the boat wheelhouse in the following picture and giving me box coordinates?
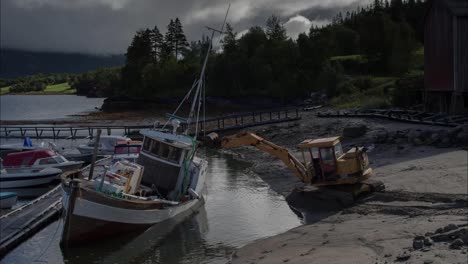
[138,129,200,200]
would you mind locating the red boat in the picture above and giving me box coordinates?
[2,149,83,172]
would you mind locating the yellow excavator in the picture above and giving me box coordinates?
[213,132,383,195]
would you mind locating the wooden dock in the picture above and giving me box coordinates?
[317,109,468,127]
[0,107,301,139]
[0,185,62,258]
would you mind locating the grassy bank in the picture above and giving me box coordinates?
[329,47,424,109]
[0,82,76,95]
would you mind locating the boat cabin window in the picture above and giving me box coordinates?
[39,157,58,165]
[144,137,183,163]
[54,156,66,163]
[143,138,152,151]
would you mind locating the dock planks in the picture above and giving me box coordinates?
[0,185,62,258]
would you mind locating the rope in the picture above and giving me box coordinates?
[162,79,199,130]
[33,213,63,263]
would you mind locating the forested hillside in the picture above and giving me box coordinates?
[22,0,428,108]
[0,49,124,78]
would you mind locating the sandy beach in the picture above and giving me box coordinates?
[224,110,468,264]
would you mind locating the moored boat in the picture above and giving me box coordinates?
[0,167,63,188]
[78,135,131,155]
[2,149,83,173]
[0,192,18,209]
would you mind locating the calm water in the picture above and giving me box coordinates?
[1,148,301,264]
[0,95,104,121]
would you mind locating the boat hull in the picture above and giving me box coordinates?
[60,183,205,246]
[0,168,62,188]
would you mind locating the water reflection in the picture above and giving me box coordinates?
[2,150,301,264]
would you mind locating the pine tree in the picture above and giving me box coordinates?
[174,18,189,59]
[266,15,287,41]
[150,26,164,62]
[165,19,176,57]
[221,23,237,54]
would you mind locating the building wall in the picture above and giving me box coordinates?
[455,17,468,93]
[424,0,454,92]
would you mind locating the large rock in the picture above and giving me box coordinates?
[413,239,425,249]
[343,125,367,138]
[450,239,464,249]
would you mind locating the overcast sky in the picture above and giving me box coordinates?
[1,0,369,54]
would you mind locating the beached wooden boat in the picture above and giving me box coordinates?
[60,21,226,246]
[60,132,207,246]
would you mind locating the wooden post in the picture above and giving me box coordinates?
[88,129,102,180]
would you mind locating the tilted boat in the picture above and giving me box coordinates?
[59,22,224,246]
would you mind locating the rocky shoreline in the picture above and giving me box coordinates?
[222,110,468,264]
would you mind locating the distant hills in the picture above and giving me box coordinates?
[0,49,125,78]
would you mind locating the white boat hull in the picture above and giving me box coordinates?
[0,168,62,188]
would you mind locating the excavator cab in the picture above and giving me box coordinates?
[298,137,343,183]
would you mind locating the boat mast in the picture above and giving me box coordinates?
[185,4,231,139]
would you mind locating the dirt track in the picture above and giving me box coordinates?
[225,110,468,264]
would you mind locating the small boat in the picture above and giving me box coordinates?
[0,167,63,188]
[2,149,84,173]
[78,135,131,155]
[112,140,142,163]
[0,137,37,158]
[0,192,18,209]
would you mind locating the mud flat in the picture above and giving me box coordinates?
[226,110,468,264]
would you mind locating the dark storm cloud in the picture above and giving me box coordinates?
[1,0,370,54]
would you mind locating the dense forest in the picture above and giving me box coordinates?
[7,0,428,108]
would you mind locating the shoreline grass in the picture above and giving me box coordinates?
[0,82,76,95]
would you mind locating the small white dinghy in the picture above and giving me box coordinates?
[0,192,18,209]
[0,167,63,188]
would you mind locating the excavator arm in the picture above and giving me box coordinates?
[219,132,311,183]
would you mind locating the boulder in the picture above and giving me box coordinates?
[443,224,459,233]
[413,239,424,249]
[424,237,433,246]
[343,125,367,138]
[450,239,464,250]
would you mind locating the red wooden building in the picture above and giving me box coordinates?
[424,0,468,114]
